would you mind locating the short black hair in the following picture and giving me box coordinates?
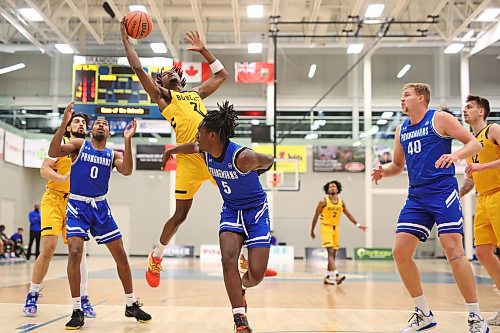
[156,66,186,88]
[323,180,342,194]
[65,113,89,138]
[17,227,23,231]
[201,100,238,143]
[467,95,490,120]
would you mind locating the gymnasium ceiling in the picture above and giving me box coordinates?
[0,0,499,58]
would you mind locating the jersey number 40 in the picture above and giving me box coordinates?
[407,140,422,155]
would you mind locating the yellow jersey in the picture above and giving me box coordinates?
[161,90,207,144]
[320,196,343,226]
[46,137,71,193]
[469,124,500,195]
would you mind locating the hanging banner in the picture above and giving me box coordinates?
[136,144,165,170]
[174,61,210,83]
[313,145,365,172]
[24,139,50,168]
[234,62,274,83]
[252,145,307,172]
[0,128,4,161]
[4,131,23,166]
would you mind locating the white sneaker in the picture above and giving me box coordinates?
[468,313,489,333]
[486,311,500,326]
[400,308,437,333]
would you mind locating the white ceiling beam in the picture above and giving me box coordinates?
[0,6,51,55]
[23,0,79,53]
[390,0,411,18]
[147,0,178,59]
[471,20,500,55]
[449,0,492,41]
[410,0,449,43]
[63,0,104,44]
[305,0,323,43]
[190,0,206,42]
[231,0,241,45]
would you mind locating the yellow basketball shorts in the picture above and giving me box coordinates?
[474,190,500,247]
[175,154,216,200]
[320,223,340,249]
[40,189,69,243]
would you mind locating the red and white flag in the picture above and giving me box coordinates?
[234,62,274,83]
[174,62,210,83]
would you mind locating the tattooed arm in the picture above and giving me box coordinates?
[459,174,475,198]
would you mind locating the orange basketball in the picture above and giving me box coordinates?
[125,11,153,40]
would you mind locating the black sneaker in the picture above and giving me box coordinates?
[125,301,152,323]
[336,274,346,285]
[233,313,252,333]
[65,309,84,330]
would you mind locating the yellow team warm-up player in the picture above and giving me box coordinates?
[459,95,500,326]
[311,180,367,285]
[121,24,228,287]
[23,113,95,318]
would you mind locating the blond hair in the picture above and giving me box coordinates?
[403,83,431,105]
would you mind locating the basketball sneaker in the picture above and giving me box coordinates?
[23,291,39,316]
[125,301,152,323]
[81,295,96,318]
[323,275,336,285]
[234,313,252,333]
[65,309,84,330]
[336,274,346,285]
[487,311,500,326]
[145,251,162,288]
[400,307,437,332]
[468,313,489,333]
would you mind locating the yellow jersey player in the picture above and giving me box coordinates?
[460,95,500,326]
[310,180,367,285]
[23,112,96,318]
[121,24,227,287]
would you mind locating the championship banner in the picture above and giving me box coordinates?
[305,247,347,260]
[234,62,274,83]
[252,145,307,172]
[313,145,365,172]
[174,61,210,83]
[354,247,393,260]
[4,131,23,166]
[136,144,164,170]
[0,128,4,161]
[24,139,50,168]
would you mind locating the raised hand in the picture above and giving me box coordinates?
[120,17,128,40]
[183,31,205,52]
[62,101,75,126]
[371,165,384,185]
[124,118,137,140]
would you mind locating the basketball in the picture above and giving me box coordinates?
[124,11,153,40]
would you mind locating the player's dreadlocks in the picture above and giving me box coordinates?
[201,100,238,143]
[156,66,186,87]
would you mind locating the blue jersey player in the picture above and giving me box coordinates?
[371,83,487,333]
[48,102,151,330]
[163,101,274,333]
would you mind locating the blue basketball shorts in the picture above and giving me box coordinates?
[397,176,463,241]
[66,197,122,245]
[219,201,271,249]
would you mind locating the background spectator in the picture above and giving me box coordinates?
[27,204,41,260]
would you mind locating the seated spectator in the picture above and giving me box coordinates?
[10,227,24,245]
[0,225,16,258]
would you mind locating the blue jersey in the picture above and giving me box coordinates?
[70,141,114,197]
[205,141,267,210]
[400,109,455,187]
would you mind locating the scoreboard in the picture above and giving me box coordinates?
[72,64,167,119]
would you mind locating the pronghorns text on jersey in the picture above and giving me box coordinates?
[176,94,201,102]
[80,152,112,167]
[208,167,239,180]
[400,126,429,142]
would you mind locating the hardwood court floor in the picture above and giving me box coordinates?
[0,257,499,332]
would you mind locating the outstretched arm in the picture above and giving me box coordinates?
[162,143,199,167]
[310,200,325,239]
[185,31,228,99]
[120,19,167,109]
[48,102,83,158]
[235,149,273,174]
[343,202,367,231]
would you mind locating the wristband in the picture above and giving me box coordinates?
[209,59,224,73]
[356,223,360,227]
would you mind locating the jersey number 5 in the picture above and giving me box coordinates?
[221,181,232,194]
[407,140,422,155]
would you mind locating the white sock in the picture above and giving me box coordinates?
[72,297,82,310]
[333,270,339,276]
[413,295,431,316]
[232,307,246,315]
[29,282,41,293]
[126,293,136,306]
[326,271,333,277]
[153,241,166,259]
[80,243,88,297]
[466,303,482,318]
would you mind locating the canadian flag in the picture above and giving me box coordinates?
[234,62,274,83]
[174,62,210,83]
